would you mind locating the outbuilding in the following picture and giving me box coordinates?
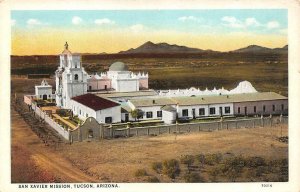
[70,93,121,124]
[35,79,53,100]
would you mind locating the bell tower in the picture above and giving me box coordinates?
[55,42,88,108]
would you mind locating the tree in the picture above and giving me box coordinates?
[130,109,144,122]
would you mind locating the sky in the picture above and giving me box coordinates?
[11,10,287,55]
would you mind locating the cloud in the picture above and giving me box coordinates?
[267,21,280,29]
[221,16,244,28]
[130,24,144,33]
[72,16,82,25]
[94,18,115,25]
[245,18,261,27]
[27,18,42,25]
[178,16,201,22]
[11,19,16,26]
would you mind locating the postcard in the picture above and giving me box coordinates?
[1,0,300,192]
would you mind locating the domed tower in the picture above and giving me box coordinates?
[55,42,88,108]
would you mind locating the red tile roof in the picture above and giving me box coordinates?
[72,94,120,111]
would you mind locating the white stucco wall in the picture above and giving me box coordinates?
[35,86,53,99]
[95,106,121,123]
[177,103,234,118]
[115,79,139,92]
[70,99,121,124]
[162,110,176,124]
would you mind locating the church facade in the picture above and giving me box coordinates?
[55,42,149,110]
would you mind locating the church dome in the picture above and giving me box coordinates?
[109,62,129,71]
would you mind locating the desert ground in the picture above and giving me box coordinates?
[11,77,288,183]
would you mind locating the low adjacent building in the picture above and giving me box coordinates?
[35,79,53,100]
[70,93,121,124]
[125,92,288,123]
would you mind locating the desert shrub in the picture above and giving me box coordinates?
[195,154,205,167]
[134,169,147,177]
[180,155,195,171]
[244,168,257,181]
[246,156,266,168]
[222,155,245,182]
[162,159,180,179]
[208,165,223,182]
[151,162,162,174]
[205,153,223,166]
[183,172,202,183]
[146,176,160,183]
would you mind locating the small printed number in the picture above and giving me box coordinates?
[262,184,272,187]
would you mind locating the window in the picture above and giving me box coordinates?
[272,105,275,111]
[105,117,112,124]
[254,106,257,113]
[146,111,153,118]
[80,110,81,115]
[281,104,284,110]
[199,108,205,116]
[182,109,189,117]
[74,74,78,81]
[263,105,266,112]
[157,111,162,118]
[86,113,88,117]
[225,107,230,114]
[238,107,240,114]
[209,107,215,115]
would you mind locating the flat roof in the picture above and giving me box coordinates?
[95,90,158,98]
[129,97,177,107]
[173,92,287,106]
[129,92,287,107]
[72,93,120,111]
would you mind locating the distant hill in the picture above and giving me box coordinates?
[231,45,288,54]
[119,41,217,54]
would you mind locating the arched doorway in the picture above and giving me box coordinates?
[88,129,94,138]
[42,94,47,100]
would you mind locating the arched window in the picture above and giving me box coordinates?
[74,74,78,81]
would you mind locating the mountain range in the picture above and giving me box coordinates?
[118,41,288,54]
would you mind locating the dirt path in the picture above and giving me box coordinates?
[11,108,98,183]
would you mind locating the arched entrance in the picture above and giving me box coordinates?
[88,129,94,138]
[42,94,47,100]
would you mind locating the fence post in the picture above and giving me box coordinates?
[280,114,282,123]
[261,115,264,127]
[109,124,113,138]
[220,117,223,130]
[198,124,201,132]
[147,128,150,135]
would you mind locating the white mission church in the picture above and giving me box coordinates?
[33,43,288,124]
